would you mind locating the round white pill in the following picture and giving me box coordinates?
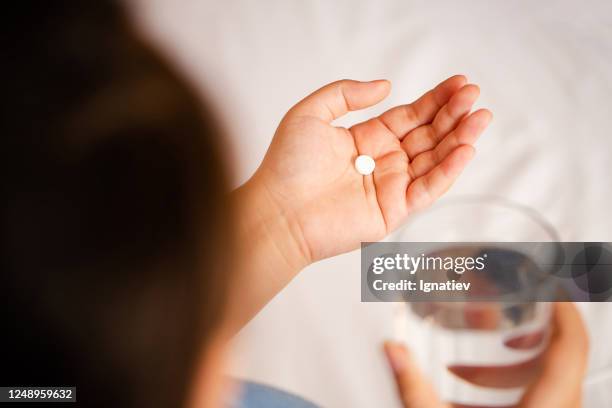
[355,155,376,175]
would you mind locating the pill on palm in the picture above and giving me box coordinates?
[355,155,375,175]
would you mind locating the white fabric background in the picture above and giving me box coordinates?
[129,1,612,406]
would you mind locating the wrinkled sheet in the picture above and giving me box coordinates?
[130,1,612,406]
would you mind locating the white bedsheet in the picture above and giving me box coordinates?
[130,1,612,406]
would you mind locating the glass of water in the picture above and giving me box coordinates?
[393,196,560,407]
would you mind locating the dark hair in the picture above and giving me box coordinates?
[2,1,231,406]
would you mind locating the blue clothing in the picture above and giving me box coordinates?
[229,381,319,408]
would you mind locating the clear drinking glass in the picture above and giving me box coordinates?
[392,196,560,407]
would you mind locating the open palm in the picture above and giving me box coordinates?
[254,76,491,261]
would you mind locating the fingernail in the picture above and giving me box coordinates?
[468,147,476,161]
[367,79,391,88]
[385,343,406,375]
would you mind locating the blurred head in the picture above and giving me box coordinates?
[2,1,232,407]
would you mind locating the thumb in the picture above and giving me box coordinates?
[287,79,391,123]
[384,341,447,408]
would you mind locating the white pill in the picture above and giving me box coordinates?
[355,155,376,175]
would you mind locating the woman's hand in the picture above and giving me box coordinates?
[384,302,589,408]
[230,76,490,326]
[248,76,491,263]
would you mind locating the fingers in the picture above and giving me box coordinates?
[449,354,544,389]
[432,84,480,137]
[384,341,446,408]
[401,85,481,159]
[518,303,589,408]
[406,145,475,212]
[409,109,492,178]
[449,327,548,389]
[287,79,391,123]
[379,75,466,139]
